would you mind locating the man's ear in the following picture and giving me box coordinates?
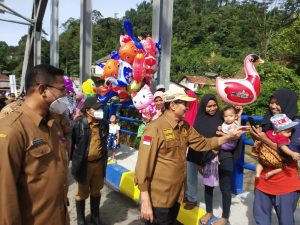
[37,84,46,96]
[169,101,176,111]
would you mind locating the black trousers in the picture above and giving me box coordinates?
[204,157,233,219]
[144,202,181,225]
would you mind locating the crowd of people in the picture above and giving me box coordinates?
[0,63,299,225]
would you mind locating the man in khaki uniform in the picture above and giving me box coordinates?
[71,96,109,225]
[0,64,69,225]
[135,88,246,225]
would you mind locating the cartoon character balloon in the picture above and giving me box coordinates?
[106,61,133,87]
[82,79,96,97]
[119,41,138,65]
[103,59,120,79]
[131,84,156,118]
[216,54,264,106]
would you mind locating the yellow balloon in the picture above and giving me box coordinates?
[82,79,96,97]
[127,80,142,94]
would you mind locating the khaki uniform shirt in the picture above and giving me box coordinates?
[135,112,219,208]
[87,118,102,161]
[0,98,23,119]
[0,103,69,225]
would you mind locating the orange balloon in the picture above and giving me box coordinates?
[103,59,120,79]
[119,42,138,65]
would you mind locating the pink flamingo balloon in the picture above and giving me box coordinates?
[216,54,264,106]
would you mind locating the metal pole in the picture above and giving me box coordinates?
[50,0,59,67]
[0,18,32,26]
[151,0,161,91]
[158,0,173,90]
[80,0,92,84]
[34,31,41,65]
[20,35,32,92]
[0,2,34,24]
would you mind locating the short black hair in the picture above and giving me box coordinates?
[164,101,171,110]
[25,64,64,94]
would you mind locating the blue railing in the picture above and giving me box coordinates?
[232,115,262,194]
[109,102,142,136]
[110,102,262,195]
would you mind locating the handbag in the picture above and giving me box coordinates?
[252,140,286,168]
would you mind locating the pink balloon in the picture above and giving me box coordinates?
[216,54,264,106]
[132,53,145,82]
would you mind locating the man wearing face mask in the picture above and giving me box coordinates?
[71,96,109,225]
[0,64,70,225]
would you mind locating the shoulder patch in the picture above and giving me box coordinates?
[142,136,152,146]
[0,133,7,138]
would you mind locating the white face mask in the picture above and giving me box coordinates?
[93,109,104,120]
[49,96,69,114]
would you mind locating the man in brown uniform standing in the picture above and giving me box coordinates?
[71,96,109,225]
[0,64,69,225]
[135,88,246,225]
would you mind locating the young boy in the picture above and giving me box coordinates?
[255,113,300,179]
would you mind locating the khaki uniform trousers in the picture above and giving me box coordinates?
[75,160,105,200]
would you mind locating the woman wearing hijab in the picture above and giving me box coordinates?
[184,94,221,210]
[186,94,242,225]
[251,88,300,225]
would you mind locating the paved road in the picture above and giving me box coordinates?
[68,173,143,225]
[67,146,300,225]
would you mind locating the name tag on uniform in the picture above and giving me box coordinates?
[142,136,152,146]
[163,129,175,140]
[31,138,46,147]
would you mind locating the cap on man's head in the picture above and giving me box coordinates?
[163,87,196,102]
[81,96,101,112]
[270,113,299,131]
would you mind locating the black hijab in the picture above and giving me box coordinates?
[261,88,298,132]
[193,94,223,137]
[187,94,223,164]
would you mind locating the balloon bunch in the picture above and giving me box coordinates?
[94,19,161,112]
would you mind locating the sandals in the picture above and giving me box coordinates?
[199,213,213,225]
[211,218,229,225]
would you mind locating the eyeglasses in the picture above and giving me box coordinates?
[37,83,66,93]
[46,84,66,92]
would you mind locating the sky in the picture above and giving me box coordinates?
[0,0,147,46]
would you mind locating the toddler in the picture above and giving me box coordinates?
[107,115,120,162]
[217,105,243,150]
[255,114,300,179]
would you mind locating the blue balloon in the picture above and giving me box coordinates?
[95,62,105,68]
[111,51,120,60]
[97,89,118,105]
[123,19,143,50]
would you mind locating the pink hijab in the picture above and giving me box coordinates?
[184,90,199,126]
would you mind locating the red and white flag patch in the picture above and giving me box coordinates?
[143,136,152,146]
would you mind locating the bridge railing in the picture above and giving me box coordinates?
[109,102,262,195]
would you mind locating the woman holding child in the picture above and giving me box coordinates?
[251,88,300,225]
[186,94,242,225]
